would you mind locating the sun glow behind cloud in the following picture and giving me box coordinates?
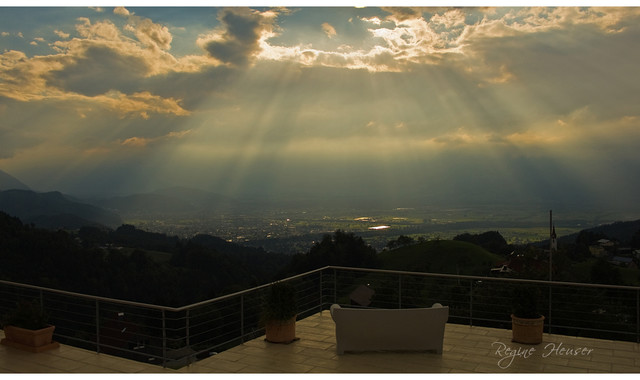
[0,6,639,209]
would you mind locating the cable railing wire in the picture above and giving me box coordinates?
[1,265,639,368]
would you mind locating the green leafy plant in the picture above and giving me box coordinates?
[1,300,50,330]
[262,282,297,322]
[511,286,541,319]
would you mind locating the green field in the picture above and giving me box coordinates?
[378,240,503,276]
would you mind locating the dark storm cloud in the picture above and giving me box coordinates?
[201,8,276,67]
[46,45,148,96]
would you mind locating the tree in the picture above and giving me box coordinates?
[386,235,415,250]
[453,231,509,255]
[284,230,378,275]
[590,258,622,285]
[630,229,640,249]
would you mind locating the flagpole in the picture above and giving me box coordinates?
[549,210,553,282]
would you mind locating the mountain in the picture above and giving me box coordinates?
[0,189,122,229]
[0,169,30,191]
[564,220,640,245]
[535,219,640,247]
[92,186,239,217]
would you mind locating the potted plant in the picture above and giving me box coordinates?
[262,282,298,344]
[510,286,545,344]
[1,300,59,352]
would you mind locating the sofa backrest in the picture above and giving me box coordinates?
[330,303,449,327]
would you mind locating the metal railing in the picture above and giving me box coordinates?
[1,266,639,368]
[328,266,640,343]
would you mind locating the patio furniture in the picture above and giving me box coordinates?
[330,303,449,355]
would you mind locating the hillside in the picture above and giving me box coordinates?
[0,189,122,228]
[557,219,640,245]
[0,211,292,306]
[378,240,503,276]
[0,169,30,191]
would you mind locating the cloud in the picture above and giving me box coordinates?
[132,18,172,51]
[0,14,201,118]
[97,91,190,118]
[121,136,149,147]
[120,129,192,148]
[54,30,70,39]
[115,7,172,51]
[113,6,130,17]
[321,22,337,38]
[198,8,280,67]
[255,6,640,84]
[380,7,424,22]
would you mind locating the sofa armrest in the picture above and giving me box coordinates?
[330,304,341,321]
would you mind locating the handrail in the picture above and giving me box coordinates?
[0,266,328,312]
[324,265,640,291]
[176,266,327,311]
[0,278,170,311]
[3,266,637,313]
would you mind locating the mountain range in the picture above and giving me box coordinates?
[0,189,122,229]
[1,168,639,249]
[0,169,241,228]
[0,169,30,191]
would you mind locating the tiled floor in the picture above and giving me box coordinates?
[2,311,639,373]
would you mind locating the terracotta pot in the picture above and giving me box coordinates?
[1,325,59,352]
[265,316,297,343]
[511,314,545,344]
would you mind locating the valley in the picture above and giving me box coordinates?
[121,202,634,253]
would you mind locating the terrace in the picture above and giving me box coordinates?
[1,266,639,373]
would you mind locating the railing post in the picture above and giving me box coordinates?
[161,310,167,368]
[333,268,337,304]
[186,309,190,347]
[95,300,100,354]
[398,274,402,309]
[469,280,473,327]
[319,270,323,312]
[548,285,552,335]
[240,295,245,342]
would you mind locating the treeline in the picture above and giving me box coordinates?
[0,212,383,307]
[0,212,291,307]
[281,229,379,277]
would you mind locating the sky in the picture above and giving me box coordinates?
[1,5,640,211]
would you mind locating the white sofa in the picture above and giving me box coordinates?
[330,303,449,355]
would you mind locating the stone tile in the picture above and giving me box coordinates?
[302,355,343,369]
[542,363,590,373]
[566,358,613,371]
[449,345,492,356]
[297,346,338,359]
[210,351,247,362]
[613,349,640,359]
[3,313,640,374]
[612,363,640,373]
[192,358,248,372]
[295,339,334,350]
[34,356,88,371]
[70,364,126,373]
[590,353,628,366]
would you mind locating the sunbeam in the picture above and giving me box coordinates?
[0,6,638,214]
